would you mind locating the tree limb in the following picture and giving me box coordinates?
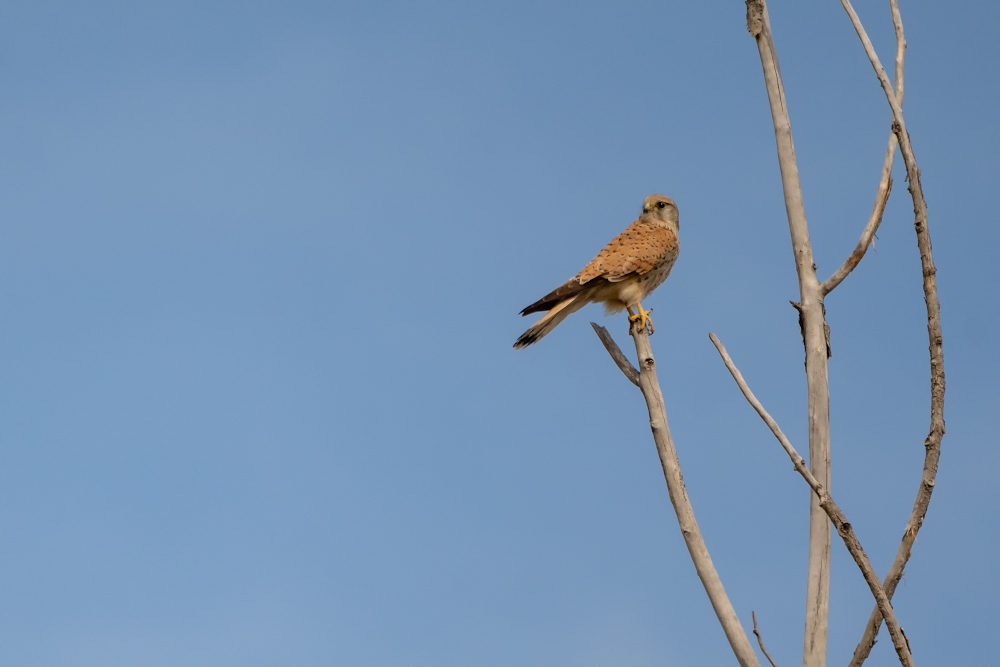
[838,1,945,664]
[593,323,762,667]
[590,322,640,386]
[820,175,892,296]
[708,333,916,667]
[752,611,781,667]
[821,0,906,297]
[745,3,832,663]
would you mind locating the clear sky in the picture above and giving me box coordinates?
[0,1,996,665]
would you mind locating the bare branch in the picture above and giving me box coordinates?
[822,0,906,296]
[708,333,811,479]
[820,174,892,295]
[744,3,832,663]
[891,0,906,105]
[623,324,761,667]
[590,322,640,386]
[837,0,929,232]
[709,333,916,667]
[839,2,945,665]
[752,611,781,667]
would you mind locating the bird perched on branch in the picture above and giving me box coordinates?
[514,194,680,349]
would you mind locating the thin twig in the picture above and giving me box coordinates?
[593,324,762,667]
[752,611,781,667]
[590,322,639,386]
[709,333,916,667]
[821,0,906,297]
[839,1,945,665]
[745,3,832,664]
[821,175,893,295]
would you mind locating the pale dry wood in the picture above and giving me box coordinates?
[745,3,832,664]
[820,174,892,295]
[593,323,761,667]
[821,0,906,297]
[752,611,781,667]
[590,322,639,386]
[709,333,916,667]
[839,2,945,665]
[822,0,906,295]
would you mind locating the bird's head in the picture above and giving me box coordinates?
[640,194,679,229]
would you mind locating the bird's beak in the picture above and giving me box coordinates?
[642,206,650,213]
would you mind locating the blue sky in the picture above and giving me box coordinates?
[0,1,996,665]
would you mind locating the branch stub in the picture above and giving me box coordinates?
[746,0,763,37]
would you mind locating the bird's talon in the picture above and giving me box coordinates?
[628,304,655,335]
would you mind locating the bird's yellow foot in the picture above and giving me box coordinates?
[627,304,655,335]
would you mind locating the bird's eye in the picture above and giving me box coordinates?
[657,201,666,209]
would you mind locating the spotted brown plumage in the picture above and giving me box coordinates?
[514,194,680,349]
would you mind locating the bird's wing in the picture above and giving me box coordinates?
[519,219,678,316]
[576,219,678,283]
[519,277,592,315]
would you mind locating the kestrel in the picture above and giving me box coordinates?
[514,194,680,349]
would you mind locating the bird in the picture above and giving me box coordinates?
[514,194,680,349]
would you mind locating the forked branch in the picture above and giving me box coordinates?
[592,322,762,667]
[709,333,916,667]
[837,1,945,664]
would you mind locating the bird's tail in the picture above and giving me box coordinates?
[513,296,586,349]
